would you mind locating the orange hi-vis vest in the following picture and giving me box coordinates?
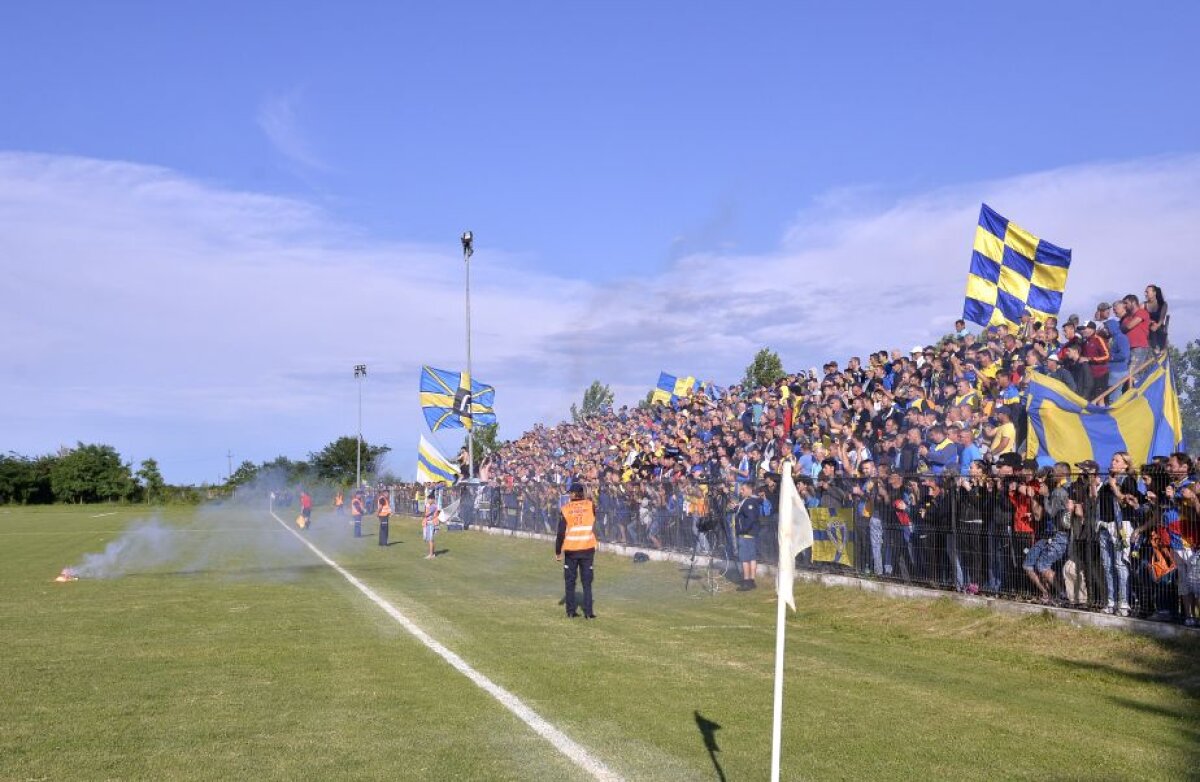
[561,500,597,551]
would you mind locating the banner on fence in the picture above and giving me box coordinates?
[810,507,855,568]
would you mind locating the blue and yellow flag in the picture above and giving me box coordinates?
[651,372,699,405]
[416,435,459,484]
[419,366,497,432]
[963,204,1072,329]
[1025,355,1184,468]
[809,507,855,568]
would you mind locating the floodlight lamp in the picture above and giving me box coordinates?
[461,230,474,258]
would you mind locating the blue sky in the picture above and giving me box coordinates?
[3,2,1199,483]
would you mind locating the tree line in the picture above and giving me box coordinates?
[0,435,394,506]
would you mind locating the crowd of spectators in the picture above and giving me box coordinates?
[473,283,1198,626]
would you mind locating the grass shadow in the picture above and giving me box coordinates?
[1051,634,1200,770]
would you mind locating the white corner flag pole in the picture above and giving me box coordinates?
[769,568,787,782]
[772,462,813,782]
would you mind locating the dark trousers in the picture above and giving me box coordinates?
[563,549,595,617]
[353,515,362,538]
[378,517,389,546]
[959,520,985,588]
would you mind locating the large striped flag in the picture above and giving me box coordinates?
[1025,354,1184,467]
[416,435,459,485]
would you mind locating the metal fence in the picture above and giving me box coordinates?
[444,474,1187,622]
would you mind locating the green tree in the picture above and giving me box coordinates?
[50,443,136,503]
[135,458,166,503]
[636,390,655,410]
[226,460,260,488]
[462,423,500,469]
[0,452,56,504]
[742,347,785,390]
[570,380,615,422]
[1169,340,1200,453]
[308,436,391,484]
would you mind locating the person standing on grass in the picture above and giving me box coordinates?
[377,491,392,546]
[350,492,365,538]
[733,480,762,591]
[333,489,344,516]
[555,482,598,619]
[423,488,440,559]
[299,489,313,530]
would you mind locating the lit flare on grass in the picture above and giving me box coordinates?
[54,568,78,583]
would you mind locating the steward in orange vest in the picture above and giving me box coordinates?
[555,482,598,619]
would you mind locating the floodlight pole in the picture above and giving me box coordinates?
[354,364,367,487]
[462,231,475,480]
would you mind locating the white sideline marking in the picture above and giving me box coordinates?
[90,512,117,518]
[267,511,623,782]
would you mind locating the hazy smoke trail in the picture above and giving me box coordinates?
[71,519,177,579]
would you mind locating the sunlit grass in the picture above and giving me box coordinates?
[1,504,1196,781]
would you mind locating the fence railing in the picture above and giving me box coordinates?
[443,474,1187,622]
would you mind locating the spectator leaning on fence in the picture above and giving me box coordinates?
[1024,463,1072,604]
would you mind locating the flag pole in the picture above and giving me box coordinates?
[461,231,474,479]
[769,578,787,782]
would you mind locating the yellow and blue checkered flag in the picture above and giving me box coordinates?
[650,372,699,405]
[963,204,1072,328]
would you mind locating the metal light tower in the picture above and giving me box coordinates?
[461,230,475,480]
[354,363,367,487]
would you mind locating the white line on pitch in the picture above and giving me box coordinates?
[267,510,623,782]
[90,512,117,518]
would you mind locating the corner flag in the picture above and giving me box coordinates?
[772,463,814,782]
[777,464,814,611]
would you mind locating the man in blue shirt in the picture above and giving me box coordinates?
[1099,301,1130,402]
[956,426,984,466]
[926,426,959,475]
[733,481,762,591]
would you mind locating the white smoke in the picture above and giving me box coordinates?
[71,519,177,579]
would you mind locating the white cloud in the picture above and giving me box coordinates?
[256,88,330,172]
[2,151,1198,481]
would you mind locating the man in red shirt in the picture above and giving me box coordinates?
[299,489,313,531]
[1078,321,1111,402]
[1120,294,1152,383]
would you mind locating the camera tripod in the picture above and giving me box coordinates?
[684,522,734,595]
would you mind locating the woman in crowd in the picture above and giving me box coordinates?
[1144,284,1169,353]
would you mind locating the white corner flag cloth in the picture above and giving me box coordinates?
[777,464,814,611]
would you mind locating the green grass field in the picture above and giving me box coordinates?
[2,504,1197,781]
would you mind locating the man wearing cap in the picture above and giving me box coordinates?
[555,482,598,619]
[1079,321,1111,402]
[1043,353,1077,393]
